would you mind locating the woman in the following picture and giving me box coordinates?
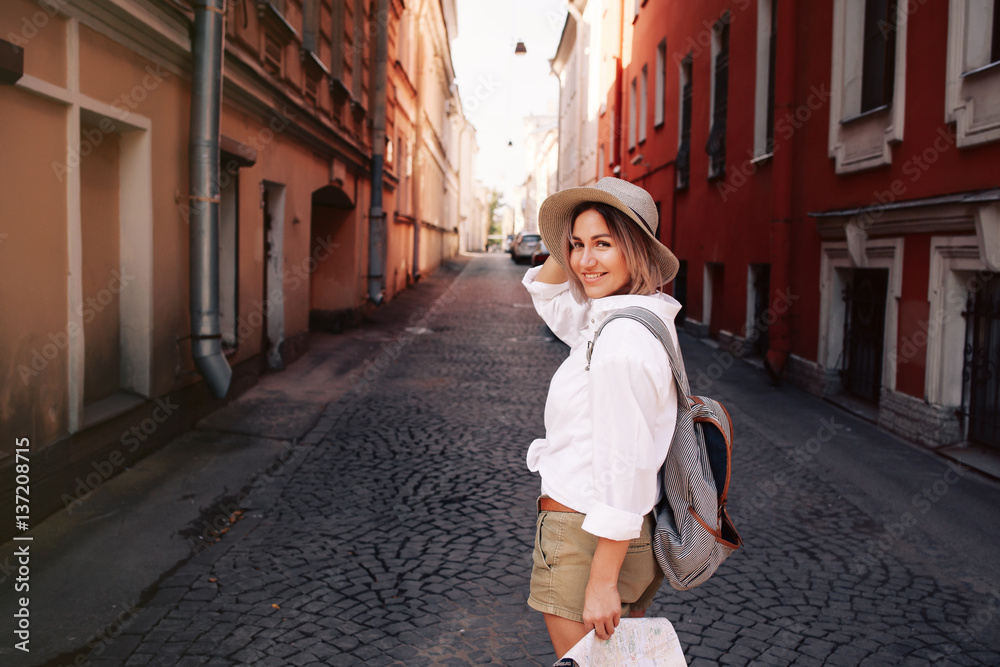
[522,177,683,658]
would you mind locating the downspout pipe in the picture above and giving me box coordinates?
[410,5,424,284]
[765,0,796,383]
[189,0,232,398]
[368,0,390,305]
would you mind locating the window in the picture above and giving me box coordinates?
[352,0,365,103]
[398,9,415,78]
[677,56,692,190]
[331,0,344,80]
[263,32,283,77]
[860,0,897,112]
[945,1,1000,147]
[304,70,320,106]
[754,0,778,157]
[962,0,1000,71]
[629,77,638,149]
[706,16,729,179]
[258,0,297,79]
[994,0,1000,63]
[398,139,411,215]
[609,106,617,165]
[828,0,906,173]
[302,0,319,53]
[639,65,648,143]
[655,40,666,127]
[766,1,778,153]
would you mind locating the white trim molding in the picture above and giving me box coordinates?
[946,0,1000,148]
[16,18,155,433]
[828,0,908,174]
[753,0,776,159]
[818,238,904,393]
[926,235,994,407]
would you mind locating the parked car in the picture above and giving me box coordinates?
[511,232,541,264]
[503,234,514,253]
[530,240,550,267]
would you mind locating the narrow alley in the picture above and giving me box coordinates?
[8,255,1000,666]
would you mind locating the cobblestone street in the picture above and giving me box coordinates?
[69,256,1000,665]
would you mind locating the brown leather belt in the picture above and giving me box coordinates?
[538,497,580,513]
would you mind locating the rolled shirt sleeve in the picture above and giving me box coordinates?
[522,266,589,348]
[581,319,675,541]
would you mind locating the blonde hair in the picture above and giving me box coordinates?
[562,202,666,301]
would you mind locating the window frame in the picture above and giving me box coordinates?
[945,0,1000,147]
[754,0,778,159]
[706,14,730,180]
[828,0,907,173]
[677,55,693,190]
[639,64,649,143]
[629,76,638,150]
[655,40,666,128]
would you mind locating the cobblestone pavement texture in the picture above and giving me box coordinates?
[66,256,1000,666]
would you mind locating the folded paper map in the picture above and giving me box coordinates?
[553,618,687,667]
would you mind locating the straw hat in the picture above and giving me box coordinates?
[538,177,679,285]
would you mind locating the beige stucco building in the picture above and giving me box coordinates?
[0,0,469,537]
[551,0,603,190]
[520,114,558,234]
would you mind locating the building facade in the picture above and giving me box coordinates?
[520,113,559,233]
[552,0,604,190]
[0,0,469,538]
[582,0,1000,453]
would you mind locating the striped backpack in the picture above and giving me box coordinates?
[587,306,742,591]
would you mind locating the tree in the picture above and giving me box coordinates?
[486,189,505,249]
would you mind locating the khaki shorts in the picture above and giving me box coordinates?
[527,499,664,623]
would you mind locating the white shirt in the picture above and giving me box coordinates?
[522,265,681,541]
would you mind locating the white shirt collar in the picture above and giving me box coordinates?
[589,291,681,328]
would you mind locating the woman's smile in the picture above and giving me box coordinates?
[570,209,630,298]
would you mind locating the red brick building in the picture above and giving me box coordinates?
[598,0,1000,452]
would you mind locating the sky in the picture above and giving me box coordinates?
[451,0,567,207]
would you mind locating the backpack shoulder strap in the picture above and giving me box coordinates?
[587,306,691,403]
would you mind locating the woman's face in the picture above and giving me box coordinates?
[569,208,631,299]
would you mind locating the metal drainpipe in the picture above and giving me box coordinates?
[765,0,796,383]
[189,0,232,398]
[368,0,390,304]
[411,2,425,283]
